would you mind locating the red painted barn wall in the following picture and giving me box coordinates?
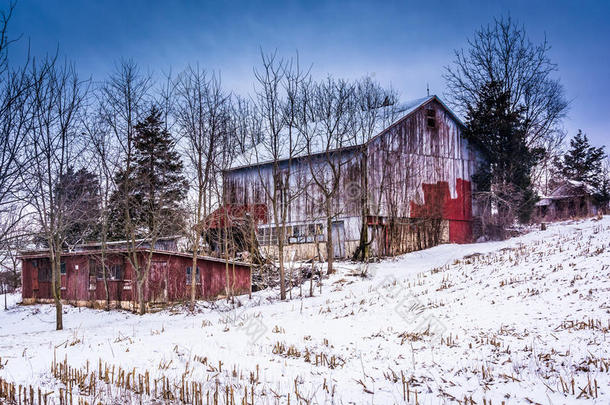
[202,260,251,299]
[21,252,251,306]
[92,254,131,302]
[65,255,89,301]
[409,178,473,243]
[143,254,203,302]
[21,259,33,298]
[22,256,90,301]
[365,99,477,246]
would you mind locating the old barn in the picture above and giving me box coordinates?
[20,238,251,310]
[216,95,481,260]
[535,180,602,221]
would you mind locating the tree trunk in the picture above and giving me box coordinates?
[278,227,286,300]
[51,252,63,330]
[191,187,203,310]
[137,277,145,315]
[223,220,232,302]
[101,247,110,311]
[102,263,110,311]
[353,149,369,261]
[191,252,198,310]
[326,202,334,275]
[232,261,236,304]
[309,258,314,298]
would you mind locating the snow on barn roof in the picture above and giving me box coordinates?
[228,95,457,171]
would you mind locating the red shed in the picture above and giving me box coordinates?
[20,247,251,310]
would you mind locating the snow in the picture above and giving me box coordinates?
[1,217,609,404]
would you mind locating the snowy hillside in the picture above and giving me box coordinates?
[1,217,609,404]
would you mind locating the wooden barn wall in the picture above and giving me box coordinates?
[221,99,479,255]
[21,253,250,306]
[224,150,362,226]
[366,100,477,243]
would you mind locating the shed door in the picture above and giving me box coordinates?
[148,261,169,303]
[31,261,39,293]
[331,221,345,258]
[76,263,89,301]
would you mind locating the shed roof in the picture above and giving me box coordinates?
[18,248,251,267]
[538,180,596,201]
[199,204,268,230]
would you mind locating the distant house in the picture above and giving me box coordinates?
[20,237,251,310]
[211,95,482,260]
[535,180,600,221]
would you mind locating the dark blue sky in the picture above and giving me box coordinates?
[9,0,610,149]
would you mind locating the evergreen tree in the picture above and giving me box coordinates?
[464,81,544,223]
[557,130,608,209]
[596,173,610,211]
[54,167,101,245]
[107,169,133,239]
[559,130,605,185]
[109,107,188,239]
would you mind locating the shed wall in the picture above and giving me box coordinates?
[21,252,250,308]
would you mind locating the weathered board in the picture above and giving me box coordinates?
[222,96,480,258]
[21,250,251,309]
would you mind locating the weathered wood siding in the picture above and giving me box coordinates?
[222,96,479,258]
[224,150,362,226]
[366,99,476,243]
[21,252,251,307]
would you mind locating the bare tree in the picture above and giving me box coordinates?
[0,1,32,257]
[301,77,355,273]
[249,52,308,300]
[22,57,89,330]
[0,206,31,297]
[0,2,17,77]
[99,59,152,314]
[444,17,568,226]
[82,103,119,310]
[174,65,232,308]
[351,77,399,260]
[444,17,568,151]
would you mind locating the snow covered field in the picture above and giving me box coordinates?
[1,217,609,404]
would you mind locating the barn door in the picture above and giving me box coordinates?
[331,221,345,258]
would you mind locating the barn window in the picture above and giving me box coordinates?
[37,265,51,282]
[90,260,123,281]
[89,260,99,290]
[60,261,66,275]
[90,260,100,278]
[426,108,436,128]
[109,265,123,280]
[186,266,201,284]
[270,227,278,244]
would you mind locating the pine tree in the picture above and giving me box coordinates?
[557,130,608,210]
[596,173,610,211]
[464,81,544,223]
[109,107,188,239]
[54,167,101,245]
[559,130,605,185]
